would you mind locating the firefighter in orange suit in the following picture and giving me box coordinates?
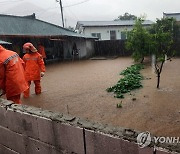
[22,42,45,98]
[38,43,47,65]
[0,45,28,104]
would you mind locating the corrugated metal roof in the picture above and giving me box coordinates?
[76,20,154,28]
[0,14,94,39]
[0,40,12,44]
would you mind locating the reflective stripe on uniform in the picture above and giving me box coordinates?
[24,58,38,61]
[3,53,19,65]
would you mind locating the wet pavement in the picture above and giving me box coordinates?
[22,57,180,137]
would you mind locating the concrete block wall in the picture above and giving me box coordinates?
[0,98,179,154]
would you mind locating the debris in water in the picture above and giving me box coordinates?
[132,98,136,101]
[117,101,122,108]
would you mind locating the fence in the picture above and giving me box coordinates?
[94,40,132,57]
[94,39,180,58]
[0,99,179,154]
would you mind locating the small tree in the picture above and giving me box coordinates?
[126,17,178,88]
[151,33,173,88]
[149,18,176,88]
[125,18,151,63]
[114,12,137,21]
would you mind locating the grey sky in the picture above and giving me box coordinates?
[1,0,180,27]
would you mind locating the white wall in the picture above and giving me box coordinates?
[76,40,87,59]
[63,41,73,59]
[63,39,95,59]
[86,40,95,58]
[164,14,180,21]
[83,26,133,40]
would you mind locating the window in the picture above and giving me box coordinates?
[110,30,116,40]
[121,31,129,40]
[121,31,127,40]
[91,33,101,39]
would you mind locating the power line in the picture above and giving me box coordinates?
[56,0,90,27]
[0,0,24,4]
[63,0,90,8]
[63,0,79,22]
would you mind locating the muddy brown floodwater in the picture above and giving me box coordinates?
[22,57,180,137]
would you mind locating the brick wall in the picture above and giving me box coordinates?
[0,98,179,154]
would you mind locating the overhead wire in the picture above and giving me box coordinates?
[0,0,24,4]
[63,0,81,27]
[0,0,91,27]
[63,0,90,8]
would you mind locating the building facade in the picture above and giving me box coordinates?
[75,20,154,41]
[163,12,180,25]
[0,14,96,61]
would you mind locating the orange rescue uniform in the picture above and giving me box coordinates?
[0,45,28,104]
[23,52,45,97]
[38,45,46,59]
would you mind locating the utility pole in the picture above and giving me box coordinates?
[57,0,65,27]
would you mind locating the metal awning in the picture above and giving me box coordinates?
[0,40,12,44]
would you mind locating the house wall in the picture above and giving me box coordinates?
[86,40,95,58]
[0,99,178,154]
[75,39,87,59]
[63,41,73,59]
[0,36,95,61]
[79,25,152,40]
[164,14,180,21]
[63,39,95,60]
[83,26,133,40]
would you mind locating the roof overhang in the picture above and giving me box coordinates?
[0,40,12,44]
[0,34,95,40]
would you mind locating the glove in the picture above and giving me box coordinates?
[40,72,45,77]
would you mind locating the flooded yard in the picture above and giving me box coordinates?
[22,57,180,137]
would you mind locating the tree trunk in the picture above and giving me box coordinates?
[157,73,160,88]
[155,60,165,89]
[140,57,144,63]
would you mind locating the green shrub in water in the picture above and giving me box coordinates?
[107,64,144,98]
